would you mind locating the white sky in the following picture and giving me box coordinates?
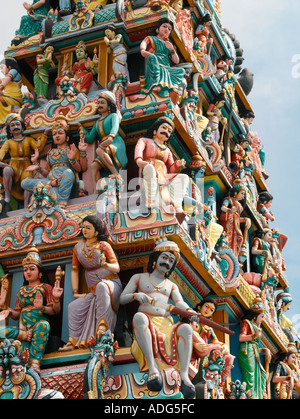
[0,0,300,322]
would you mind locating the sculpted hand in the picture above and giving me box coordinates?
[134,292,152,304]
[33,291,44,310]
[31,148,39,164]
[53,282,64,301]
[67,143,77,161]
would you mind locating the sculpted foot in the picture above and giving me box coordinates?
[180,379,196,399]
[147,371,163,392]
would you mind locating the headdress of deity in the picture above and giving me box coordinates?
[76,40,87,51]
[154,238,180,262]
[250,296,264,313]
[5,113,23,127]
[22,246,42,267]
[232,177,245,192]
[51,114,70,132]
[287,342,297,354]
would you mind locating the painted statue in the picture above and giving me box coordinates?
[0,339,64,399]
[0,247,63,373]
[84,90,128,194]
[251,227,278,290]
[12,0,50,46]
[273,343,300,399]
[104,24,130,79]
[192,348,226,399]
[56,41,98,95]
[257,192,275,227]
[59,216,122,351]
[134,117,189,216]
[140,18,185,100]
[21,115,87,208]
[0,114,47,208]
[33,43,56,100]
[0,58,23,123]
[207,92,227,146]
[120,239,197,399]
[191,297,235,395]
[230,134,252,179]
[195,13,213,57]
[220,178,251,261]
[192,298,233,361]
[238,296,271,399]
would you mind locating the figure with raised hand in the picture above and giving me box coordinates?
[120,239,197,399]
[0,113,47,210]
[21,115,87,208]
[0,247,63,373]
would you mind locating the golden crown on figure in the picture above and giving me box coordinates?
[22,246,43,267]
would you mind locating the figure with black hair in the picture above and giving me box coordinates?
[0,246,63,373]
[220,178,251,259]
[140,18,185,101]
[195,13,213,56]
[120,239,197,399]
[257,191,275,226]
[207,92,227,145]
[273,343,300,399]
[238,296,271,399]
[59,216,122,352]
[84,90,128,194]
[0,57,23,123]
[0,113,47,209]
[104,24,130,79]
[134,117,189,215]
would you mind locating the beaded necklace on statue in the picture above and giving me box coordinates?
[81,240,100,262]
[148,273,167,291]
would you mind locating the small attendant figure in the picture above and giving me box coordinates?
[238,297,271,399]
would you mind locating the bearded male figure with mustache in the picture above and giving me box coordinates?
[0,114,46,210]
[134,117,189,216]
[120,239,197,399]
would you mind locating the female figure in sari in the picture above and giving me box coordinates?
[238,297,271,399]
[0,58,23,123]
[12,0,50,46]
[0,247,63,373]
[220,178,251,259]
[104,24,129,79]
[60,216,122,351]
[273,344,300,399]
[34,43,55,100]
[140,18,185,98]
